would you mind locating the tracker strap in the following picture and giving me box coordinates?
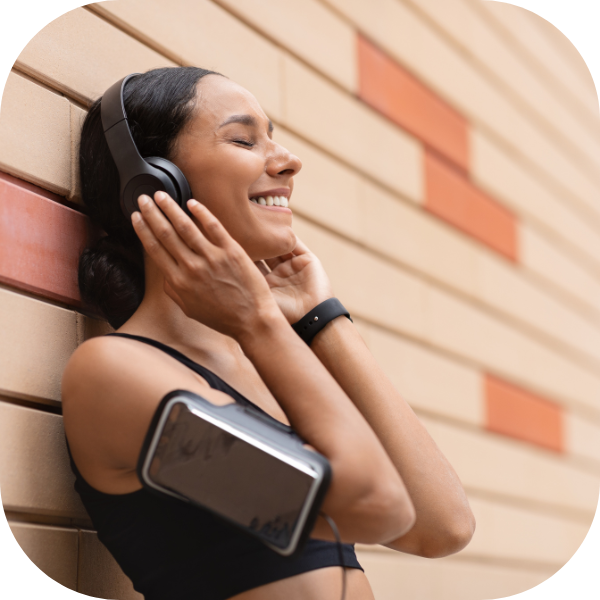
[291,298,352,346]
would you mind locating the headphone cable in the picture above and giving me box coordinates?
[319,511,346,600]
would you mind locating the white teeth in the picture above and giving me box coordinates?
[250,195,289,207]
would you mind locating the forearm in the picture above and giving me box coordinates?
[311,316,475,557]
[237,310,415,542]
[238,310,373,459]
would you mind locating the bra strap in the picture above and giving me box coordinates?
[105,333,225,389]
[104,334,278,424]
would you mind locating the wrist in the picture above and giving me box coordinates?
[311,313,355,351]
[235,305,290,350]
[292,298,352,346]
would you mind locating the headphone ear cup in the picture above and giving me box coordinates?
[145,157,192,213]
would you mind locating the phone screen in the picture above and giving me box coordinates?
[147,402,317,550]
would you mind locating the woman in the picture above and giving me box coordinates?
[62,66,475,600]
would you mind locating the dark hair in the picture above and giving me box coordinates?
[78,66,220,329]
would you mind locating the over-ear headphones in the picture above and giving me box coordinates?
[101,73,192,218]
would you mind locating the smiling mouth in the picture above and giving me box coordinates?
[249,195,289,208]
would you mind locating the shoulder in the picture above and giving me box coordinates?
[61,336,189,469]
[62,333,244,415]
[63,336,160,415]
[62,335,234,480]
[63,335,167,394]
[62,335,137,392]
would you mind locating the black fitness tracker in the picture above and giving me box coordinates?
[291,298,353,346]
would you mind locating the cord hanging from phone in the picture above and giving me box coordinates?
[320,511,346,600]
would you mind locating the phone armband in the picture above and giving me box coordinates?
[137,390,331,557]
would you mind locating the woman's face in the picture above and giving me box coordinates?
[171,75,302,261]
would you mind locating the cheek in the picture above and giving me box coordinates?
[214,146,264,180]
[189,152,263,204]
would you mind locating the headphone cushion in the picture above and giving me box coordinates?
[145,157,192,210]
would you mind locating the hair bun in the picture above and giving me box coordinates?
[78,235,145,330]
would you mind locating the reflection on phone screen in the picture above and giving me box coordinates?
[148,403,315,549]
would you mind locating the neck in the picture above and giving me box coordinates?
[117,261,241,357]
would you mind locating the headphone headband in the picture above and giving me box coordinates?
[101,74,150,184]
[101,73,192,217]
[101,73,139,132]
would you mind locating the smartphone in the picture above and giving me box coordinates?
[137,390,331,557]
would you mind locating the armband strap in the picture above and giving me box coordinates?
[291,298,353,346]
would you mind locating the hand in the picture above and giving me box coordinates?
[256,238,334,323]
[131,192,282,340]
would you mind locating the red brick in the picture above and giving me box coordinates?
[0,174,92,305]
[358,34,469,172]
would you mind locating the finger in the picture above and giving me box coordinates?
[153,192,213,255]
[265,237,309,269]
[264,252,295,271]
[186,200,233,247]
[263,256,284,270]
[290,237,312,255]
[254,260,270,276]
[137,194,192,264]
[131,210,179,274]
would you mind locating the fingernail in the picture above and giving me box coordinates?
[187,199,198,208]
[155,191,166,201]
[138,195,149,207]
[131,212,142,224]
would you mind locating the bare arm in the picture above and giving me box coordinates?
[129,192,416,544]
[235,309,416,543]
[309,316,475,557]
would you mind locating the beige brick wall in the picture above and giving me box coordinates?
[0,72,71,195]
[323,0,600,226]
[1,1,599,598]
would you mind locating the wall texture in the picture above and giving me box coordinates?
[1,1,599,599]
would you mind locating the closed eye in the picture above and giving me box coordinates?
[233,139,254,147]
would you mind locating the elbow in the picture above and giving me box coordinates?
[441,507,477,557]
[351,479,416,545]
[417,511,476,559]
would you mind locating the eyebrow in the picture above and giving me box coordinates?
[218,114,274,133]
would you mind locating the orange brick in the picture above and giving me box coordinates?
[485,375,563,452]
[0,173,94,305]
[425,151,518,261]
[358,34,469,172]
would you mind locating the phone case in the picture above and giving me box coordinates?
[137,389,332,557]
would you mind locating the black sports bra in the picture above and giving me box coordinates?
[65,332,362,600]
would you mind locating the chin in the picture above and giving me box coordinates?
[253,228,297,261]
[281,228,298,254]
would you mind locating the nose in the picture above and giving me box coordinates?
[266,142,302,178]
